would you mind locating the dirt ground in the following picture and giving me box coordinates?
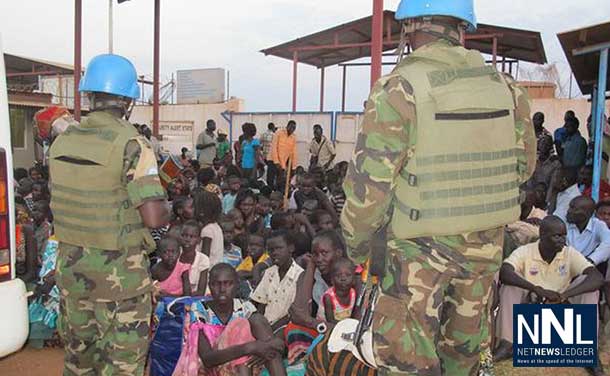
[1,344,609,376]
[3,321,610,376]
[1,346,64,376]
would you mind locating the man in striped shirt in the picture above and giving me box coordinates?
[261,122,277,188]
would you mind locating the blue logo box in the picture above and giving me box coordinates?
[513,304,597,367]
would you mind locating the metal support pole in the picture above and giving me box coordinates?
[319,67,325,112]
[153,0,160,137]
[74,0,82,121]
[108,0,113,53]
[341,65,347,112]
[592,48,609,202]
[292,51,298,112]
[492,37,498,68]
[370,0,383,88]
[226,70,230,102]
[501,55,506,73]
[587,84,597,142]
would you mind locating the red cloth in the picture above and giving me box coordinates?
[583,180,610,201]
[34,106,69,140]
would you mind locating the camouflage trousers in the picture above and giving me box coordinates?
[58,293,151,376]
[372,229,503,376]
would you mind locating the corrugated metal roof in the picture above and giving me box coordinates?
[4,53,74,74]
[261,10,547,68]
[557,21,610,96]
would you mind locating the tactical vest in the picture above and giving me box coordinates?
[49,111,152,250]
[389,43,521,239]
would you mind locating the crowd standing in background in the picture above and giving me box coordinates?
[12,109,610,375]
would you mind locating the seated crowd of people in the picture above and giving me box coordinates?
[493,110,610,371]
[12,112,610,375]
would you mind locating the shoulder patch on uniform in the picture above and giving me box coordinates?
[128,137,159,178]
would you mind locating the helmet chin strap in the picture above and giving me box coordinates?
[124,100,135,121]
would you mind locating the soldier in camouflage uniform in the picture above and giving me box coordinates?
[331,1,537,375]
[49,54,169,376]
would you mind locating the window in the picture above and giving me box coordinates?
[9,107,26,149]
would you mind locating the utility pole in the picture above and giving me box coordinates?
[108,0,114,53]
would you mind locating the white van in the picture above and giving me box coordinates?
[0,35,29,357]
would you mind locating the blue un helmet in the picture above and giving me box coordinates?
[79,54,140,99]
[395,0,477,31]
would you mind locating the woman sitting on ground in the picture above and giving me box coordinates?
[284,230,346,364]
[190,263,286,376]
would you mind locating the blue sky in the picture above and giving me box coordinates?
[1,0,609,112]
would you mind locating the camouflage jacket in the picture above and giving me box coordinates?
[340,41,537,264]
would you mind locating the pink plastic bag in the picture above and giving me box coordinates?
[173,318,255,376]
[172,320,224,376]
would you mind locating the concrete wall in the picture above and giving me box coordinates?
[130,98,244,154]
[330,98,610,166]
[530,98,610,139]
[231,112,334,168]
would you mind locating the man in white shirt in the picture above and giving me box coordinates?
[494,216,603,371]
[309,124,336,170]
[566,195,610,265]
[196,120,217,168]
[549,167,581,221]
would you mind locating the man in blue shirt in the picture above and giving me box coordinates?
[566,195,610,265]
[561,116,588,170]
[554,110,576,158]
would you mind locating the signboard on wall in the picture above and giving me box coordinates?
[158,120,195,155]
[177,68,225,104]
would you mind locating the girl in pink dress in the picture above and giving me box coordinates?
[151,237,191,296]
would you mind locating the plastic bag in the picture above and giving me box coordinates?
[149,296,210,376]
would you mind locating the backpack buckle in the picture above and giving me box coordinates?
[407,174,417,187]
[409,209,420,221]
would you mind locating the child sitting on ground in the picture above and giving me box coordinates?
[227,208,246,237]
[313,210,335,232]
[250,230,304,331]
[197,167,222,199]
[269,191,284,212]
[31,180,50,203]
[255,196,273,231]
[31,200,52,264]
[222,176,241,214]
[151,237,190,297]
[318,258,359,324]
[195,190,224,266]
[180,263,286,376]
[180,220,209,296]
[220,220,243,268]
[236,234,269,282]
[327,171,346,216]
[172,196,194,227]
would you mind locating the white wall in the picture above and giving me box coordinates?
[128,97,610,164]
[332,98,610,165]
[231,112,333,167]
[335,112,364,164]
[530,98,610,139]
